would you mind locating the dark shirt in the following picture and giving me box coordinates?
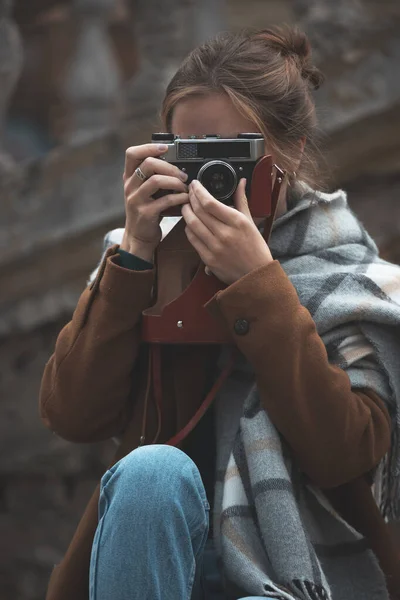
[117,248,153,271]
[183,402,216,509]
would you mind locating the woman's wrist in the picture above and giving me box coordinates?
[120,234,155,263]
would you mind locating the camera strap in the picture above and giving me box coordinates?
[262,163,285,242]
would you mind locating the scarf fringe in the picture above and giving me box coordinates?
[292,579,330,600]
[380,429,400,521]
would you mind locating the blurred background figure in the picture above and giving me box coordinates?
[0,1,399,599]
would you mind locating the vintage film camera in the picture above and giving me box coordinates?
[152,132,273,217]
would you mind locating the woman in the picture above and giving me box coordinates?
[40,27,400,600]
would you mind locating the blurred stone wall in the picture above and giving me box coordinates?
[1,1,400,599]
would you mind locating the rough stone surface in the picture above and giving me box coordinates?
[0,318,115,600]
[0,0,23,121]
[0,0,22,182]
[63,0,123,142]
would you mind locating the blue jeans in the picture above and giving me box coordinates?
[89,445,270,600]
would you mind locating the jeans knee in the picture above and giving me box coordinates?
[102,445,209,519]
[113,444,197,487]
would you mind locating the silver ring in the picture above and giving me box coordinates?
[135,166,148,182]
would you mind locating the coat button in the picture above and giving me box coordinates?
[234,319,250,335]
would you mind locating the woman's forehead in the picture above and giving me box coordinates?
[171,93,258,138]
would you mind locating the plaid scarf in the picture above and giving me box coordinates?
[213,186,400,600]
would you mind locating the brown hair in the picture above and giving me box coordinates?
[161,26,325,188]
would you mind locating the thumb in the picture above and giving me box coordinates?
[234,178,251,219]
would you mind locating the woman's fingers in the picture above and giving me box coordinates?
[124,143,168,180]
[188,186,222,236]
[140,156,187,180]
[149,192,190,215]
[135,174,188,199]
[125,155,188,194]
[184,225,213,265]
[233,178,251,219]
[190,180,239,225]
[181,203,214,246]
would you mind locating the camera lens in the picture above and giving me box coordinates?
[198,161,237,202]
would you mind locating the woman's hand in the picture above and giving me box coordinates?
[182,179,273,285]
[120,143,189,261]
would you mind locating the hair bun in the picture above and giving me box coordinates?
[254,26,324,90]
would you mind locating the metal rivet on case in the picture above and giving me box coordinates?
[177,321,184,328]
[239,166,243,172]
[181,167,186,172]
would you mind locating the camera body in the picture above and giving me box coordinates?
[152,133,267,216]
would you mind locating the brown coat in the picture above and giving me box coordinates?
[40,243,400,600]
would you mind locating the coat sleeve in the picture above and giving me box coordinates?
[207,260,392,489]
[39,245,155,443]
